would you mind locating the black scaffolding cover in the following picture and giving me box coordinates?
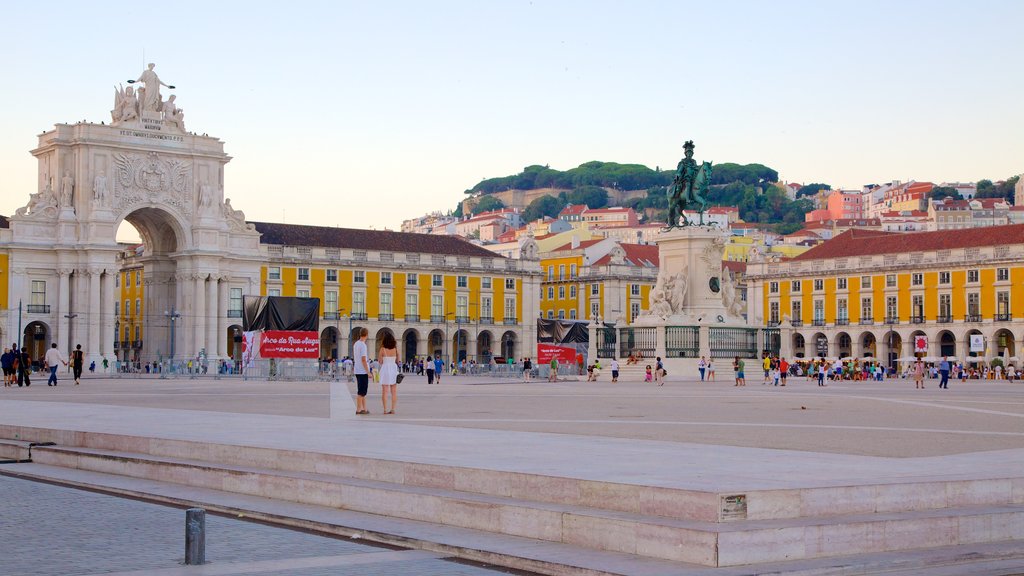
[536,318,589,343]
[243,296,320,331]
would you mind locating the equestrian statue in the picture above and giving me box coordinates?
[665,140,713,229]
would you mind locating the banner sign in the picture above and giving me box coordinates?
[259,330,320,358]
[914,335,928,353]
[969,334,985,353]
[537,343,578,365]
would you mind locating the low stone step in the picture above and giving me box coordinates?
[29,444,1024,567]
[4,462,1024,576]
[0,439,38,462]
[8,428,1023,525]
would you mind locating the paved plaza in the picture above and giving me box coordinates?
[3,370,1023,458]
[1,369,1023,575]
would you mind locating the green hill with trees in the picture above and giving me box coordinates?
[461,160,812,234]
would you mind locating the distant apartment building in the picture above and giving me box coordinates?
[929,198,1010,230]
[682,206,738,228]
[802,218,881,241]
[941,182,977,200]
[539,238,658,324]
[453,208,523,238]
[806,190,863,222]
[592,222,664,245]
[401,212,458,235]
[879,210,930,232]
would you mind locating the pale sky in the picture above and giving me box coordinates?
[1,0,1021,235]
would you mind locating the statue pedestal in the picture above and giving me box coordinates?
[656,226,733,324]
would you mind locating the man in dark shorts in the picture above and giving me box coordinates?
[353,327,371,415]
[71,344,85,385]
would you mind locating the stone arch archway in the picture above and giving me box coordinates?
[810,332,828,359]
[477,330,493,363]
[453,329,469,362]
[992,328,1016,358]
[7,79,263,368]
[937,330,957,358]
[320,327,340,361]
[427,329,445,360]
[402,329,420,362]
[859,331,877,358]
[792,333,807,358]
[501,331,517,360]
[23,321,51,366]
[835,332,852,358]
[226,325,243,364]
[963,328,985,362]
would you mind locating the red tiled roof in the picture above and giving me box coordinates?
[973,198,1007,209]
[591,243,659,267]
[251,221,503,259]
[707,206,739,214]
[550,238,604,252]
[558,204,588,216]
[723,260,747,275]
[785,229,821,238]
[584,206,634,214]
[880,210,928,218]
[792,223,1024,262]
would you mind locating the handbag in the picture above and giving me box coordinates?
[396,373,404,384]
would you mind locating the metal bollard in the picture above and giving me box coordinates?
[184,508,206,565]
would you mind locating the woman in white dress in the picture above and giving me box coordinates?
[377,332,400,414]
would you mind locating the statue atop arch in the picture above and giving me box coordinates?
[111,63,183,131]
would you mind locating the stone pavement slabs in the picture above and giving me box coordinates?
[0,474,520,576]
[3,373,1024,457]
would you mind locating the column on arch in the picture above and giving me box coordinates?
[193,274,207,358]
[101,269,115,360]
[174,273,186,360]
[88,268,102,363]
[217,276,230,359]
[57,269,71,352]
[207,276,219,360]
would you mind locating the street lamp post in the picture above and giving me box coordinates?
[165,307,181,362]
[63,313,77,352]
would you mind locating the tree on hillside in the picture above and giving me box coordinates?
[523,195,563,222]
[472,195,505,213]
[710,163,779,187]
[927,186,962,201]
[974,176,1019,203]
[797,183,831,197]
[561,185,608,209]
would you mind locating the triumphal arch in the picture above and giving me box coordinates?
[4,64,262,364]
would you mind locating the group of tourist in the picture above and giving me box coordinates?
[2,343,86,387]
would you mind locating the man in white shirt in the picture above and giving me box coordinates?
[352,327,371,414]
[44,343,68,386]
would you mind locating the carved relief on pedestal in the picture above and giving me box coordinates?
[112,152,193,216]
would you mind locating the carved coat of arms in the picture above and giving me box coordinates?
[112,152,192,215]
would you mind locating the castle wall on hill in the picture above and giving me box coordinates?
[462,187,648,216]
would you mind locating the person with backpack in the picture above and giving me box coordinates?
[17,345,32,387]
[71,344,85,385]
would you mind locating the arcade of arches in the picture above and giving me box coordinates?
[785,326,1019,362]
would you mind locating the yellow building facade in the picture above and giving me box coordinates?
[746,225,1024,362]
[539,238,657,325]
[114,223,542,364]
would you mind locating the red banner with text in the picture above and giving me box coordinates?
[537,343,578,365]
[259,330,320,358]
